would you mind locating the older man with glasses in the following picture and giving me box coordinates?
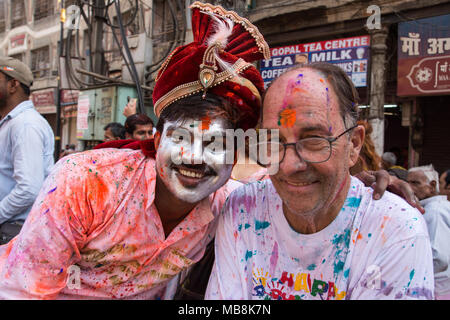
[205,63,434,300]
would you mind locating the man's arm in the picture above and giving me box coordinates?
[0,125,52,224]
[205,202,248,300]
[0,159,90,299]
[349,235,434,300]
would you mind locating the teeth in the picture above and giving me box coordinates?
[179,169,205,179]
[287,181,313,186]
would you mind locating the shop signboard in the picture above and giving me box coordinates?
[398,14,450,96]
[260,35,370,89]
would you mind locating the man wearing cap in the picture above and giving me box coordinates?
[0,56,54,245]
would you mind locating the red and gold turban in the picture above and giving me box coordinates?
[152,1,270,130]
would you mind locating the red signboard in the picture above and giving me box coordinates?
[397,14,450,96]
[31,89,55,107]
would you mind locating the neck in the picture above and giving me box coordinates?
[154,175,197,237]
[0,97,27,119]
[284,174,350,234]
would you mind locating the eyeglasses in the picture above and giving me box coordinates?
[255,125,358,166]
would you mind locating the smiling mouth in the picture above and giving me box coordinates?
[172,164,215,180]
[285,180,318,187]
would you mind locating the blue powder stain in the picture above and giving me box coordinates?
[345,197,362,208]
[244,223,251,229]
[238,224,242,231]
[344,269,350,278]
[255,220,270,230]
[59,268,64,274]
[307,264,316,271]
[334,260,345,275]
[43,208,49,215]
[48,187,57,194]
[321,259,326,264]
[245,250,254,261]
[407,269,415,287]
[368,233,372,238]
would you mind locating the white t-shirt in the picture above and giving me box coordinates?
[420,195,450,297]
[205,176,435,300]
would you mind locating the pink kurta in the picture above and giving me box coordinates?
[0,148,235,299]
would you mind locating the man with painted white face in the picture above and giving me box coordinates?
[205,63,434,300]
[0,3,421,299]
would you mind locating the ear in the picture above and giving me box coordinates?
[7,79,19,95]
[154,131,161,151]
[348,125,365,168]
[430,180,437,192]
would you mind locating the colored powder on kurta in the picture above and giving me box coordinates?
[48,187,57,194]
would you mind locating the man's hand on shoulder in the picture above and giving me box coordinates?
[355,170,425,214]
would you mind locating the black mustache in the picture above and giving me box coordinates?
[172,163,216,176]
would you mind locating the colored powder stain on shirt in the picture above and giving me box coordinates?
[408,269,415,287]
[344,268,350,278]
[245,250,254,261]
[334,260,345,275]
[307,264,316,271]
[255,220,270,231]
[345,197,362,208]
[48,187,57,194]
[368,233,372,238]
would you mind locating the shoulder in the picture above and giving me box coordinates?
[220,179,273,222]
[54,148,149,180]
[9,108,53,134]
[356,181,429,246]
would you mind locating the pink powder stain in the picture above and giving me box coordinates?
[269,242,279,275]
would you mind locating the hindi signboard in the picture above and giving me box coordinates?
[260,35,370,89]
[76,95,90,138]
[397,14,450,96]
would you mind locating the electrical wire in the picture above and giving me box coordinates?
[114,0,145,114]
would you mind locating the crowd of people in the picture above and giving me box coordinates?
[0,1,448,300]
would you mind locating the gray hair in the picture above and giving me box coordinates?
[409,164,440,193]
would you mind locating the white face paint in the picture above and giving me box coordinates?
[155,117,234,203]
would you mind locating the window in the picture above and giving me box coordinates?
[0,0,6,33]
[11,0,26,29]
[34,0,53,22]
[31,47,50,78]
[111,8,141,59]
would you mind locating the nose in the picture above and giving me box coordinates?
[180,138,204,165]
[279,144,307,176]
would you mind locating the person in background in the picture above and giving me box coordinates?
[103,122,125,141]
[408,164,450,300]
[439,170,450,201]
[0,56,54,244]
[350,120,381,175]
[382,151,408,181]
[124,113,154,141]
